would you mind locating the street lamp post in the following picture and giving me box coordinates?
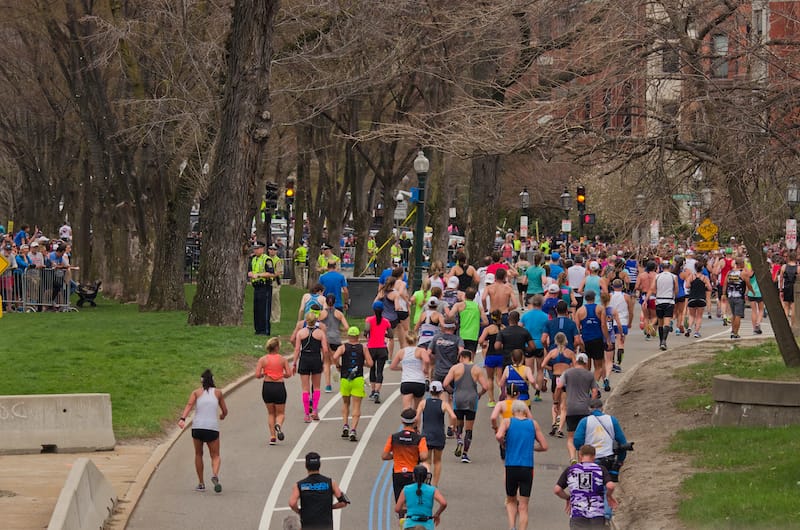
[519,187,530,245]
[412,150,429,291]
[560,188,572,253]
[634,193,646,246]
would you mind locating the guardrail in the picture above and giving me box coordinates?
[0,268,74,313]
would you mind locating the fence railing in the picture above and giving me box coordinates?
[1,268,74,312]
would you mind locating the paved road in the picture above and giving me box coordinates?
[129,305,770,530]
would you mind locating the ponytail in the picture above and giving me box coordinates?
[375,308,383,325]
[201,369,215,391]
[413,465,427,504]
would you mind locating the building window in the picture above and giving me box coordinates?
[663,47,679,73]
[712,34,729,78]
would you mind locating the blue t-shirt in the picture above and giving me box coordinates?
[402,483,436,530]
[13,230,28,246]
[549,263,564,280]
[520,309,549,349]
[319,270,348,309]
[544,316,579,351]
[505,417,535,468]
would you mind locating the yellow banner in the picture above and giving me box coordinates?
[695,240,719,251]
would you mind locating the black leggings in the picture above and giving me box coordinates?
[370,356,388,384]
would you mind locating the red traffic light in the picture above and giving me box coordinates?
[582,213,596,224]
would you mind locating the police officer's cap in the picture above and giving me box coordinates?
[252,241,266,249]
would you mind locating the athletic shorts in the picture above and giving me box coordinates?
[192,428,219,443]
[566,414,588,432]
[484,354,505,368]
[517,283,527,295]
[729,297,745,318]
[655,303,674,319]
[328,343,341,357]
[525,347,544,359]
[583,338,604,361]
[501,313,510,327]
[505,466,533,497]
[463,339,478,354]
[392,472,415,502]
[390,318,400,329]
[396,310,409,322]
[676,295,687,303]
[646,298,656,311]
[454,409,476,421]
[298,354,323,375]
[749,296,763,303]
[784,288,795,303]
[574,295,583,309]
[687,299,706,308]
[400,381,427,398]
[370,347,389,360]
[340,376,366,397]
[261,381,287,404]
[612,325,628,336]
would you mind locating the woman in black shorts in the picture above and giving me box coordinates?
[390,331,430,410]
[255,337,292,445]
[292,312,329,423]
[686,261,711,339]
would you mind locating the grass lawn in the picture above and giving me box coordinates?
[670,425,800,528]
[670,341,800,528]
[0,284,328,439]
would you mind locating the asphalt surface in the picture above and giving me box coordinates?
[128,305,768,530]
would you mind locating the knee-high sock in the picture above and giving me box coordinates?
[312,390,321,412]
[302,392,310,414]
[464,429,473,453]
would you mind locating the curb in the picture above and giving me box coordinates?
[109,369,256,529]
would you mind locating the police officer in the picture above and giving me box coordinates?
[288,452,350,530]
[249,241,277,335]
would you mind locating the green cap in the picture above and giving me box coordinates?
[347,326,360,336]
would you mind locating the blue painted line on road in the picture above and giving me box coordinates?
[385,472,393,530]
[369,460,389,530]
[380,461,393,530]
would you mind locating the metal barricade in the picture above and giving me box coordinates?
[0,268,74,312]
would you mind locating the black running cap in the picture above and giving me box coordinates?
[305,452,321,470]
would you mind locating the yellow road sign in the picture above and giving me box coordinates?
[695,240,719,251]
[697,218,718,241]
[0,254,8,275]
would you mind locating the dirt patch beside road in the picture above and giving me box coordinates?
[606,340,745,529]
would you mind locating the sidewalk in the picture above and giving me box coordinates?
[0,443,154,530]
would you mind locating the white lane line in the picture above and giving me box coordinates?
[322,415,375,421]
[333,389,401,530]
[294,455,352,462]
[259,394,342,530]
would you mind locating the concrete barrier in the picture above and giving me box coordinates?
[712,374,800,427]
[0,393,116,454]
[48,457,117,530]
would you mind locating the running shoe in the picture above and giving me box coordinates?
[708,313,713,319]
[461,453,471,464]
[311,412,320,421]
[693,332,701,338]
[446,426,454,439]
[549,424,557,437]
[304,414,312,423]
[685,328,691,337]
[211,476,221,493]
[731,334,741,340]
[373,393,381,404]
[195,483,206,492]
[659,342,667,351]
[611,364,622,373]
[603,379,611,392]
[454,439,463,457]
[722,317,729,326]
[533,394,542,402]
[275,424,285,441]
[675,328,682,336]
[754,326,763,335]
[570,459,578,465]
[487,401,496,408]
[556,430,565,438]
[342,424,350,438]
[349,429,357,442]
[324,385,333,393]
[269,437,277,445]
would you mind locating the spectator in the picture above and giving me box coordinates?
[59,221,72,242]
[13,224,30,247]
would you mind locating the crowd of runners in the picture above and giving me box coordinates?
[180,235,788,529]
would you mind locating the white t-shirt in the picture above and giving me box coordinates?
[567,265,586,295]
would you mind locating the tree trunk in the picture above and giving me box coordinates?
[466,154,500,263]
[728,174,800,367]
[143,175,193,311]
[189,0,279,326]
[428,152,449,266]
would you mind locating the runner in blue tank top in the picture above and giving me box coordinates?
[495,400,547,530]
[575,290,610,386]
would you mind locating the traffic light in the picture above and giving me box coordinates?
[582,213,596,225]
[285,178,295,206]
[576,185,586,212]
[265,182,279,210]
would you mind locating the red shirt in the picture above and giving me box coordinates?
[366,315,392,349]
[487,262,509,276]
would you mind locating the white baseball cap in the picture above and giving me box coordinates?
[589,261,600,271]
[447,276,459,288]
[485,273,495,284]
[547,283,560,294]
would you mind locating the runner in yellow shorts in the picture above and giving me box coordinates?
[333,327,373,441]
